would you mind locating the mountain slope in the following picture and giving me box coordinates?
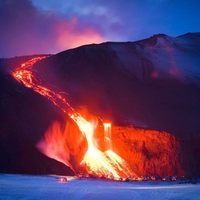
[32,33,200,136]
[116,33,200,84]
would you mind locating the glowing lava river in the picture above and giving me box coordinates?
[12,56,135,179]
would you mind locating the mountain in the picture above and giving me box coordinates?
[33,33,200,135]
[0,33,200,177]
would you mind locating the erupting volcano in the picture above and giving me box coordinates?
[12,56,135,178]
[1,33,200,178]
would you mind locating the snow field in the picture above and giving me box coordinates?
[0,174,199,200]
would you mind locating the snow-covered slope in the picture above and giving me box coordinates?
[108,33,200,85]
[1,174,200,200]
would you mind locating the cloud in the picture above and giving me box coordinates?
[0,0,105,57]
[0,0,200,57]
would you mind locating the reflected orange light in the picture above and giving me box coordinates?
[55,17,105,50]
[36,121,74,171]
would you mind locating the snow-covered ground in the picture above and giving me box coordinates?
[109,33,200,85]
[0,174,199,200]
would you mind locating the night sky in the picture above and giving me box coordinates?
[0,0,200,58]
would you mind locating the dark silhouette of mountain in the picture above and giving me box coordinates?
[0,33,200,176]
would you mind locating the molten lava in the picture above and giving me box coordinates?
[12,56,135,178]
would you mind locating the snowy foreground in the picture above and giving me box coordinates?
[0,174,199,200]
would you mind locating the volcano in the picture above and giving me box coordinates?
[0,33,200,177]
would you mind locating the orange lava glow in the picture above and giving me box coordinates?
[80,121,135,178]
[12,56,136,178]
[55,17,105,50]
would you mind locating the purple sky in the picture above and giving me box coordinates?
[0,0,200,58]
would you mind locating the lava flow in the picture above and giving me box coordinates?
[12,56,135,178]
